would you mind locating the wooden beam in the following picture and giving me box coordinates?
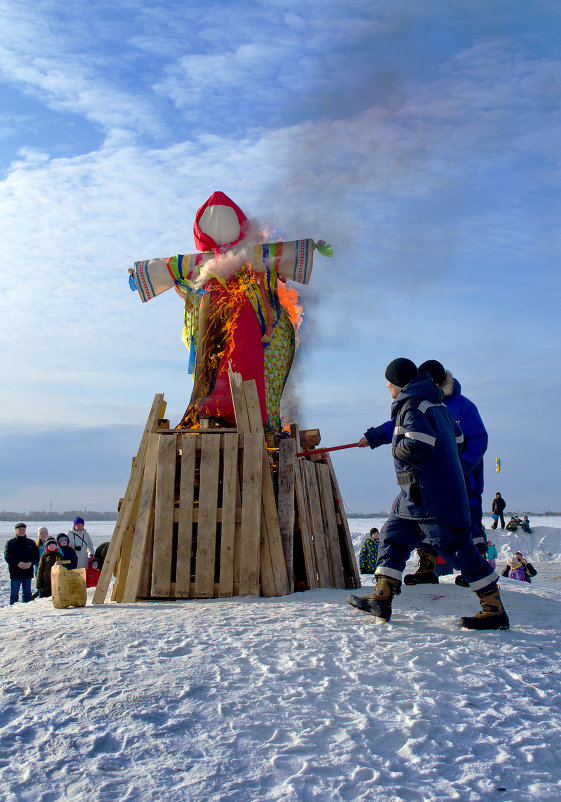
[151,434,177,597]
[93,393,166,604]
[122,433,160,602]
[219,433,238,597]
[194,434,221,597]
[277,437,296,593]
[175,434,197,598]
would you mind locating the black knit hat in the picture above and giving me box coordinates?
[418,359,446,385]
[384,358,418,388]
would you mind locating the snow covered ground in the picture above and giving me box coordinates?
[1,518,561,801]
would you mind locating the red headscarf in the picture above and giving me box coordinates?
[193,191,249,252]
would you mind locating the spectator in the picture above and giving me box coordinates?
[86,558,101,588]
[67,517,94,570]
[501,552,537,583]
[486,539,498,570]
[359,528,379,574]
[502,555,526,581]
[491,492,506,529]
[56,534,78,570]
[36,537,64,597]
[94,542,110,569]
[520,515,532,533]
[4,523,39,605]
[506,516,522,532]
[35,527,49,564]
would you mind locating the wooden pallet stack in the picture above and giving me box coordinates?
[92,371,360,604]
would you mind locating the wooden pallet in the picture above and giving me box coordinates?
[93,384,360,604]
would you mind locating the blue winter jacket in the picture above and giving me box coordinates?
[367,375,487,501]
[365,376,470,527]
[445,379,487,501]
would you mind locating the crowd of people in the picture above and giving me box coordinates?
[4,518,108,605]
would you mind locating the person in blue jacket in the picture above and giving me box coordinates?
[355,359,489,586]
[346,358,509,630]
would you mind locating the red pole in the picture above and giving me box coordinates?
[296,442,361,458]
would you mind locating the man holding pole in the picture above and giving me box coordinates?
[346,358,509,630]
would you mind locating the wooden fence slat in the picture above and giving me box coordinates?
[238,433,263,596]
[294,459,319,588]
[303,461,333,587]
[194,435,221,598]
[111,487,140,602]
[175,434,197,598]
[93,393,166,604]
[151,435,177,597]
[122,434,160,602]
[317,461,346,588]
[219,433,238,597]
[323,453,361,588]
[278,437,296,593]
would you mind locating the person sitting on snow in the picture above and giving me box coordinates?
[501,552,536,583]
[520,515,532,533]
[506,516,522,532]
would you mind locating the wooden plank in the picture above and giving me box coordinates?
[323,453,361,588]
[151,434,177,597]
[111,486,140,602]
[317,461,346,588]
[228,367,251,434]
[194,435,221,597]
[243,380,289,596]
[175,434,197,597]
[238,433,263,596]
[93,393,166,604]
[294,459,319,588]
[278,437,296,593]
[137,510,155,599]
[219,433,238,597]
[122,433,160,602]
[303,460,333,587]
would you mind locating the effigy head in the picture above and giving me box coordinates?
[193,191,249,252]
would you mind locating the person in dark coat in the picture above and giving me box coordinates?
[501,552,537,583]
[56,534,78,570]
[346,358,509,630]
[4,523,39,604]
[94,541,110,568]
[36,537,64,597]
[491,492,506,529]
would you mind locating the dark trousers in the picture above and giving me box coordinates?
[491,512,505,529]
[377,515,498,592]
[10,577,33,605]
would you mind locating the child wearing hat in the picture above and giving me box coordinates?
[56,534,78,570]
[36,537,65,598]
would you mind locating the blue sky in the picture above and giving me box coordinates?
[0,0,560,514]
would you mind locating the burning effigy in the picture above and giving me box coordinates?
[129,191,332,430]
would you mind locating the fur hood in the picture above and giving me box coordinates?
[440,370,456,398]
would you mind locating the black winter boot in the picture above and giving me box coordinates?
[403,548,439,585]
[346,576,401,621]
[458,585,510,631]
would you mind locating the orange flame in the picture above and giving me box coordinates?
[277,282,303,332]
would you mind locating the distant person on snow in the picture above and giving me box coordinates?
[486,540,498,570]
[67,517,94,570]
[359,528,380,574]
[4,523,39,605]
[506,516,522,532]
[36,537,64,598]
[86,558,101,588]
[491,493,506,529]
[56,534,78,570]
[347,358,509,630]
[520,515,532,533]
[501,552,537,583]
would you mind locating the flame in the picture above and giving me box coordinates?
[277,282,303,339]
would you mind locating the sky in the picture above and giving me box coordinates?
[0,0,560,514]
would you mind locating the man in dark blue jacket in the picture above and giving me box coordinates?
[346,358,509,630]
[4,523,39,604]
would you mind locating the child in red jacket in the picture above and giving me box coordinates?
[86,557,101,588]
